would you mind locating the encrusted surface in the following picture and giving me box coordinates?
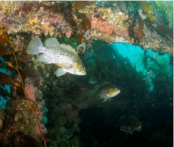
[0,1,173,53]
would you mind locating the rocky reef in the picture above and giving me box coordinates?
[0,1,173,147]
[0,1,173,53]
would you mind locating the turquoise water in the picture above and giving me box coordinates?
[112,43,172,91]
[0,57,10,109]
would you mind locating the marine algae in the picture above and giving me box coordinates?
[72,1,89,10]
[75,11,91,44]
[0,26,47,147]
[138,1,155,21]
[0,72,20,87]
[135,16,144,43]
[68,137,79,147]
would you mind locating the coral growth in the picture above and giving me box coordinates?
[0,1,173,147]
[25,78,47,135]
[0,99,39,144]
[0,76,47,144]
[0,1,172,53]
[0,2,75,37]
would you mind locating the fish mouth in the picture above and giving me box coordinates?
[79,73,86,75]
[114,90,120,96]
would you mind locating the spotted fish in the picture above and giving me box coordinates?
[27,36,86,77]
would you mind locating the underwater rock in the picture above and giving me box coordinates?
[0,1,172,54]
[80,4,172,53]
[0,1,173,147]
[0,110,4,131]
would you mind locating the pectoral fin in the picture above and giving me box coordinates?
[54,68,67,77]
[120,125,133,135]
[37,54,51,63]
[102,97,110,102]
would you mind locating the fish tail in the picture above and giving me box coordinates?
[27,36,43,54]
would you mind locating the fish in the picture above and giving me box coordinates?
[88,75,97,84]
[27,36,86,77]
[119,116,142,135]
[94,82,120,102]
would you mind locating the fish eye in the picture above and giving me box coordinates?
[81,67,85,71]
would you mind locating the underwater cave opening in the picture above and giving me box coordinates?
[112,43,173,91]
[78,42,173,147]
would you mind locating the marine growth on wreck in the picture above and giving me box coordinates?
[0,1,173,147]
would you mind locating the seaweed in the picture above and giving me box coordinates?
[0,26,47,147]
[0,72,20,87]
[75,11,91,44]
[135,16,144,44]
[71,1,89,10]
[68,137,79,147]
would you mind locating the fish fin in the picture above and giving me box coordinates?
[54,68,67,77]
[56,63,73,69]
[129,131,133,135]
[102,97,109,102]
[27,36,43,54]
[120,125,133,134]
[137,128,142,132]
[101,82,113,87]
[37,54,52,63]
[108,97,111,102]
[45,37,59,48]
[93,85,101,92]
[59,44,77,54]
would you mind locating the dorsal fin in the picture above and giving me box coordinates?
[59,44,77,54]
[45,37,59,48]
[101,82,113,87]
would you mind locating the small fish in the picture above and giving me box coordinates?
[88,75,97,84]
[27,36,86,77]
[120,116,142,135]
[94,82,120,102]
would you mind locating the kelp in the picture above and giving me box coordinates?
[68,137,79,147]
[75,10,91,44]
[0,72,20,87]
[137,1,155,21]
[136,2,172,40]
[135,16,144,44]
[71,1,96,10]
[0,27,12,55]
[71,1,89,10]
[71,1,92,45]
[0,26,47,147]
